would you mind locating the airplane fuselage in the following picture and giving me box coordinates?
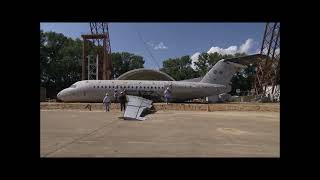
[57,80,228,102]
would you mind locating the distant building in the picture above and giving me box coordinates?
[117,68,175,81]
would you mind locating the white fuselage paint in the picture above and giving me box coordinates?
[56,55,264,102]
[57,80,227,102]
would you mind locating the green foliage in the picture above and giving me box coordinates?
[230,64,256,95]
[161,51,255,96]
[111,52,144,78]
[160,55,198,81]
[40,31,83,97]
[194,52,246,76]
[40,30,145,98]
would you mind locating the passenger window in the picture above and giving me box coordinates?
[97,86,99,88]
[93,86,95,88]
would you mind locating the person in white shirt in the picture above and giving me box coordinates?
[103,93,111,112]
[164,87,172,104]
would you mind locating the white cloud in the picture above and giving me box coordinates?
[206,38,254,55]
[190,38,255,69]
[239,38,254,53]
[207,45,238,55]
[190,52,201,69]
[154,42,168,50]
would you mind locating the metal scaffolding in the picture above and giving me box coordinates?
[88,55,99,80]
[82,23,112,80]
[253,22,280,101]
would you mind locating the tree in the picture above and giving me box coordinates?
[160,55,198,81]
[230,64,257,95]
[229,53,256,95]
[40,31,93,97]
[111,52,145,78]
[40,30,48,84]
[194,52,245,77]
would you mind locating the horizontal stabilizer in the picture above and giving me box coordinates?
[224,54,267,65]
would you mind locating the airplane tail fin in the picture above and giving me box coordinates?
[200,54,267,86]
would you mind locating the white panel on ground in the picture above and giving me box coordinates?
[123,95,153,121]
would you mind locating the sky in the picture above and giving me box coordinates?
[40,23,266,70]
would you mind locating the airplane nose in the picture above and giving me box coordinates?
[57,90,64,101]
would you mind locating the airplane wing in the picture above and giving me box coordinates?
[123,95,153,121]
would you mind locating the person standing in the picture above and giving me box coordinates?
[113,89,119,103]
[103,93,111,112]
[164,87,172,104]
[119,91,127,112]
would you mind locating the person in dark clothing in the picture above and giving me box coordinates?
[119,91,127,111]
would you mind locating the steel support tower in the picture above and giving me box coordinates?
[253,22,280,100]
[82,23,112,80]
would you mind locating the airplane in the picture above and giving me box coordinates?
[57,54,266,103]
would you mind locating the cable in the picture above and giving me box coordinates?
[136,30,161,69]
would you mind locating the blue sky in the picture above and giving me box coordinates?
[40,23,265,69]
